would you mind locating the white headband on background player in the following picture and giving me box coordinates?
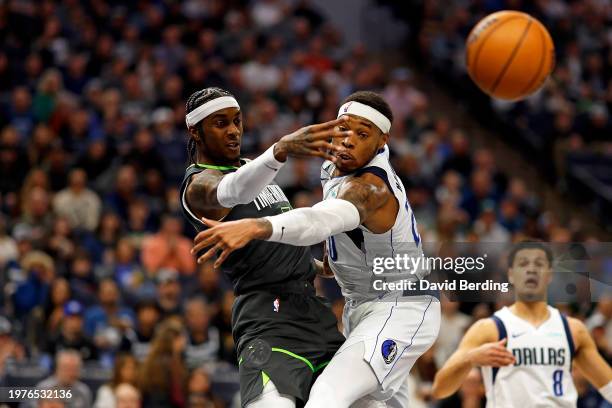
[183,94,287,210]
[337,101,391,134]
[185,96,240,127]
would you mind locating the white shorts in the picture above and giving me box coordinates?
[340,295,441,401]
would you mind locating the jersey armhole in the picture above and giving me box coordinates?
[353,166,394,194]
[490,315,508,384]
[181,175,229,227]
[560,314,575,369]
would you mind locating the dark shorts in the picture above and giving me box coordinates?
[233,282,345,407]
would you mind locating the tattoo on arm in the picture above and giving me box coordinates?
[337,176,389,223]
[185,169,224,216]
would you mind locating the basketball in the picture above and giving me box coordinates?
[466,11,555,101]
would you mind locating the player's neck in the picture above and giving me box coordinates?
[510,301,550,326]
[196,151,240,167]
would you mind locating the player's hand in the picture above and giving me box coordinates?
[191,217,270,268]
[273,117,352,162]
[466,338,515,367]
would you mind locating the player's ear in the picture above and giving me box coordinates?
[544,264,553,285]
[188,125,199,141]
[379,132,390,149]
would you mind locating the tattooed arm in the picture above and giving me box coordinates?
[191,172,396,267]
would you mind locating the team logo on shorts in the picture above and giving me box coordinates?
[273,298,280,312]
[381,339,397,364]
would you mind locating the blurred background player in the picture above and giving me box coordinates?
[192,91,440,408]
[180,87,349,407]
[432,241,612,406]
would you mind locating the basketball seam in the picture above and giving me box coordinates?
[470,15,523,86]
[519,22,547,97]
[490,18,533,95]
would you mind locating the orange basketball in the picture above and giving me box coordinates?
[466,11,555,101]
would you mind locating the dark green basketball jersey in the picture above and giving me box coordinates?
[179,161,315,294]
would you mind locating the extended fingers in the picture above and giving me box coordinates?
[214,247,235,269]
[197,243,223,264]
[310,129,352,141]
[310,117,347,132]
[192,231,215,254]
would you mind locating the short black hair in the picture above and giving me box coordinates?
[508,240,553,267]
[341,91,393,127]
[185,87,236,164]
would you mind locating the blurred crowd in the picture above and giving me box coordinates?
[0,0,610,407]
[407,0,612,224]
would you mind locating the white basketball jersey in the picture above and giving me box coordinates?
[321,145,425,305]
[482,306,577,408]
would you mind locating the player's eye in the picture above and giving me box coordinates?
[216,120,227,127]
[359,132,368,138]
[234,118,242,126]
[338,126,347,131]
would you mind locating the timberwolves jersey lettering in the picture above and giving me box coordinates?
[482,306,577,407]
[179,161,314,294]
[320,145,426,305]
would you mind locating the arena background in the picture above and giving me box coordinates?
[0,0,611,407]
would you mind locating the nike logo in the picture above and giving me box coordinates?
[280,226,285,240]
[512,332,527,338]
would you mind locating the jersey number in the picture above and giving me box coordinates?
[552,369,563,396]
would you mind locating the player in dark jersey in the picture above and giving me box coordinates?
[179,87,349,408]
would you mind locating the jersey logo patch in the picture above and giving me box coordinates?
[512,332,527,338]
[381,339,397,364]
[273,298,280,313]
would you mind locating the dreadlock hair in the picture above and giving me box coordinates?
[185,87,235,164]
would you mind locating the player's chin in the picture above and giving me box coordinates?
[224,145,241,159]
[335,159,362,173]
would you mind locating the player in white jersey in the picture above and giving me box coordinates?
[432,241,612,407]
[191,91,441,407]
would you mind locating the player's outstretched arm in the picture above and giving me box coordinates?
[191,172,390,267]
[185,118,352,219]
[432,318,514,399]
[569,317,612,402]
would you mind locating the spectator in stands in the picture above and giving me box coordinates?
[52,169,101,232]
[0,215,18,268]
[0,316,25,379]
[120,300,161,362]
[67,251,97,307]
[105,165,139,222]
[434,298,472,369]
[184,297,220,370]
[32,350,92,408]
[186,261,224,306]
[42,277,71,335]
[93,353,139,408]
[139,317,187,408]
[43,300,98,362]
[114,383,142,408]
[186,367,224,408]
[13,251,55,318]
[84,279,134,336]
[111,238,144,301]
[141,215,195,276]
[84,279,135,357]
[155,268,183,318]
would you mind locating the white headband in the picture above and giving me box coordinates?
[337,101,391,133]
[185,96,240,127]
